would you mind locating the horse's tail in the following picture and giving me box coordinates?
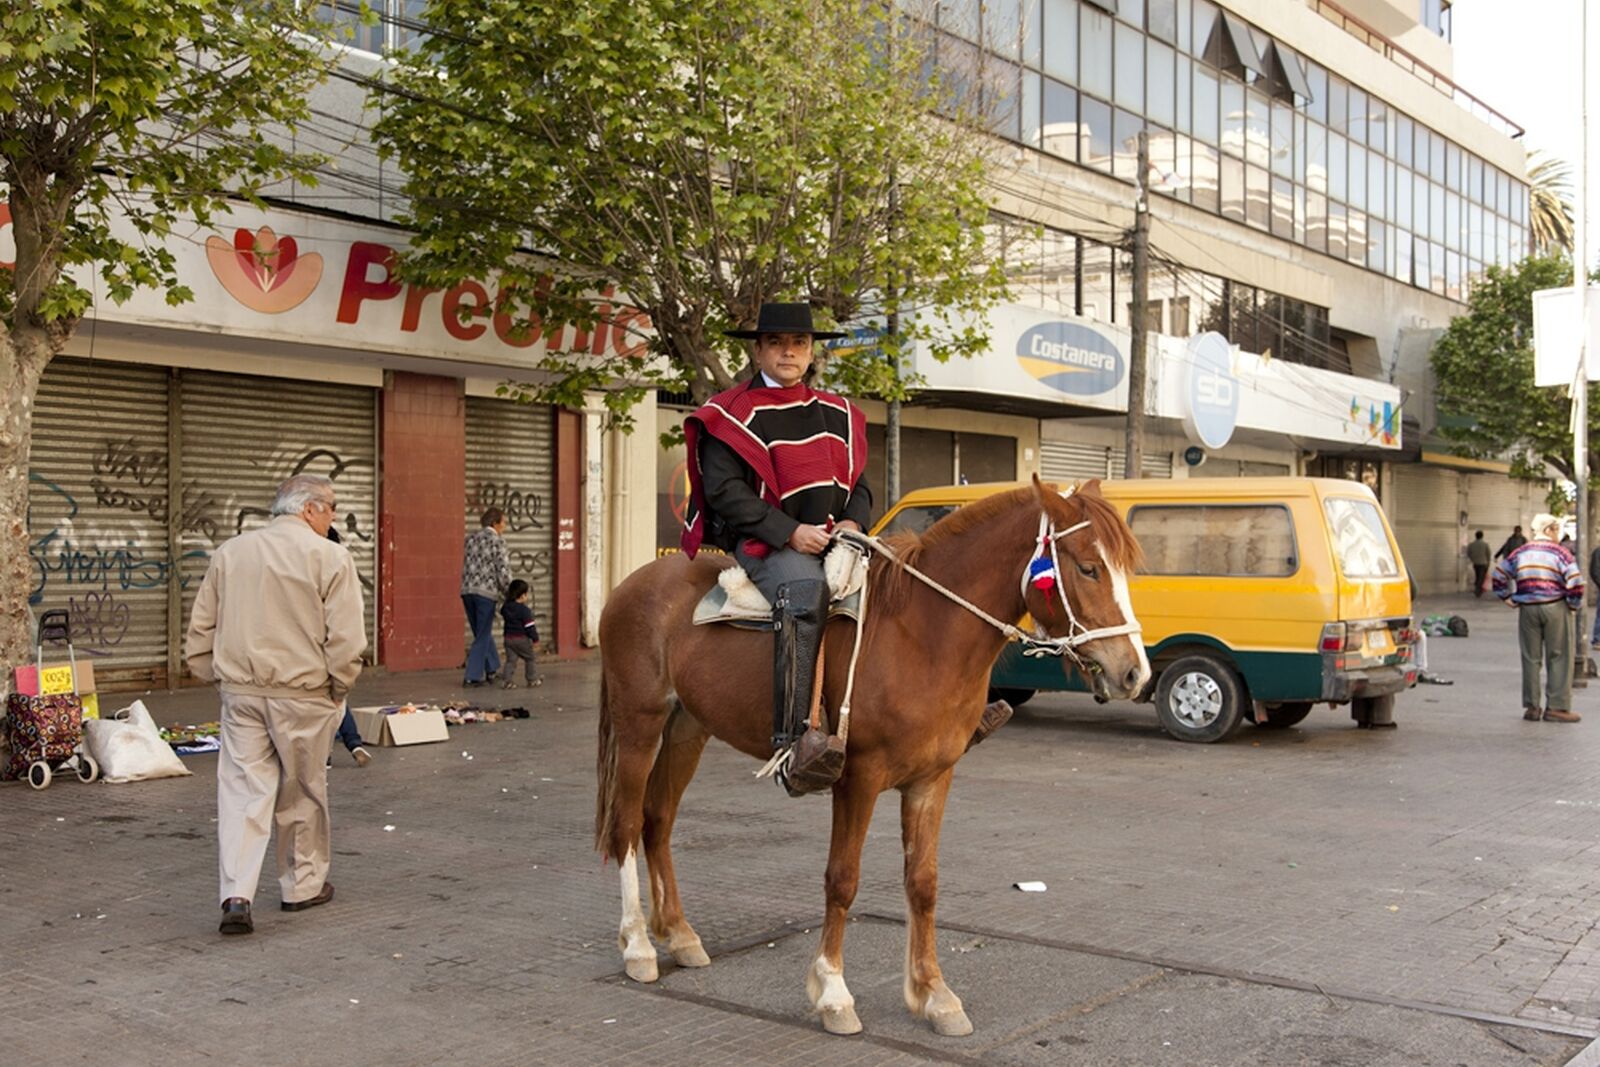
[594,672,622,862]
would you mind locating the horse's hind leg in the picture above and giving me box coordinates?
[644,705,712,968]
[901,768,972,1036]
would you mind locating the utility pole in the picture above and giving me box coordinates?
[885,177,901,506]
[1123,130,1150,480]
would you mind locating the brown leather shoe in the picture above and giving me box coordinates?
[1544,709,1582,723]
[281,882,335,911]
[966,700,1015,751]
[779,728,846,797]
[219,897,253,935]
[1524,707,1544,721]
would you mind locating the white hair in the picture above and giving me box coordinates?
[271,474,335,516]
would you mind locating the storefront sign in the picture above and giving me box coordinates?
[1154,334,1401,450]
[1181,332,1240,449]
[3,203,653,372]
[910,304,1130,412]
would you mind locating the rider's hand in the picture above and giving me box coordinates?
[787,524,831,555]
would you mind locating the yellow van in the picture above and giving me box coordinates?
[872,477,1418,742]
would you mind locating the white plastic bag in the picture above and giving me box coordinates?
[83,700,192,783]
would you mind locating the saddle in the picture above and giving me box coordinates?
[691,542,868,629]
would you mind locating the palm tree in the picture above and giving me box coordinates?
[1527,151,1574,255]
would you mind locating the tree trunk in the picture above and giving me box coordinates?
[0,335,52,688]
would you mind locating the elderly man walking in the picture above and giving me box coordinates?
[1492,513,1585,724]
[186,474,367,935]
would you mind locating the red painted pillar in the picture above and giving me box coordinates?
[554,408,583,656]
[379,371,467,670]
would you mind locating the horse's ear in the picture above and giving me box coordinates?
[1078,478,1104,497]
[1030,471,1055,506]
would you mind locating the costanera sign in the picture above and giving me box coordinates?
[1015,321,1126,397]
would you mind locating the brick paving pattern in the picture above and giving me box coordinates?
[1,594,1596,1064]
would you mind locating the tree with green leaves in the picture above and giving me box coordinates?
[1527,152,1574,255]
[0,1,335,672]
[1431,254,1593,523]
[371,0,1010,424]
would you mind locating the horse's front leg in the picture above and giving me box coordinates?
[807,773,880,1035]
[901,768,971,1036]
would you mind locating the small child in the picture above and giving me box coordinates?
[501,579,542,689]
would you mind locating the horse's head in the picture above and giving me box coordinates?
[1024,475,1151,702]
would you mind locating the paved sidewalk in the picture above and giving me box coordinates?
[3,594,1599,1065]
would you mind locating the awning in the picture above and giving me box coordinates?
[1221,12,1267,79]
[1271,41,1315,103]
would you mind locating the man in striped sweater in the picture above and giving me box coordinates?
[1492,513,1585,723]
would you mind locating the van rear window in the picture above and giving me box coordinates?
[1323,497,1401,579]
[1128,504,1298,577]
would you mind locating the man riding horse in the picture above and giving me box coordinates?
[680,302,870,793]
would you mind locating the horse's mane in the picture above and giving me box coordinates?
[1072,486,1143,574]
[870,484,1141,616]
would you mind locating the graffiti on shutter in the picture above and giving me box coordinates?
[465,397,557,642]
[26,359,173,682]
[178,371,378,662]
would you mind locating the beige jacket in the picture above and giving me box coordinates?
[185,515,366,700]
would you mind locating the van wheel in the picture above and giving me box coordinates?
[1155,654,1247,743]
[1254,702,1313,729]
[987,687,1036,709]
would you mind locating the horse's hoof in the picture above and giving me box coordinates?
[928,1008,973,1037]
[820,1003,863,1035]
[624,955,660,983]
[670,942,711,968]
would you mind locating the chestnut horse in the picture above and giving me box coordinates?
[594,477,1148,1036]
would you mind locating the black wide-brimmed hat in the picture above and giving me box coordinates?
[725,302,847,341]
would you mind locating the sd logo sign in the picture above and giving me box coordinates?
[1015,322,1126,397]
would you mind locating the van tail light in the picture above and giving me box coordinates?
[1320,622,1348,652]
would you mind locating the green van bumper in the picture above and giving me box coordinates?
[990,640,1326,704]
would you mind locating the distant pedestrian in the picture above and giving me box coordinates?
[185,474,366,936]
[1492,513,1584,724]
[500,579,542,689]
[1465,531,1491,597]
[1495,525,1527,560]
[461,506,511,686]
[1590,542,1600,652]
[324,525,372,769]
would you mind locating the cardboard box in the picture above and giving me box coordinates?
[349,706,449,747]
[14,660,96,697]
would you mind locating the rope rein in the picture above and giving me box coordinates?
[757,495,1141,782]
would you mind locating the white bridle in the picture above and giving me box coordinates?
[1018,509,1143,662]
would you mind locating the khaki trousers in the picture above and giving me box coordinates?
[217,692,341,905]
[1518,601,1574,712]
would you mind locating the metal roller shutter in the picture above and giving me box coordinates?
[27,358,172,683]
[178,371,378,667]
[1390,465,1460,594]
[1465,473,1530,542]
[1109,446,1175,478]
[464,397,557,643]
[1041,440,1111,481]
